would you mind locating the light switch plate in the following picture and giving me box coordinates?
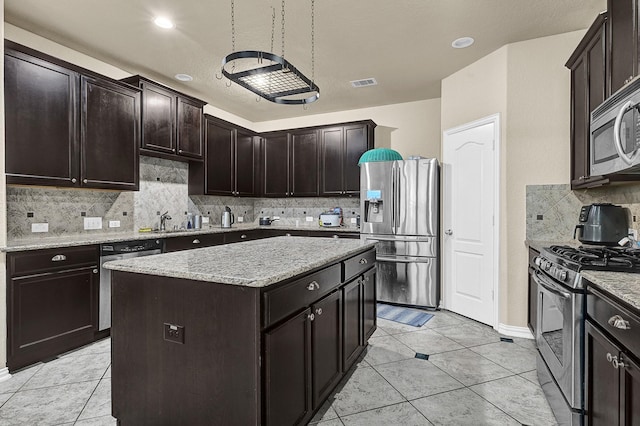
[237,216,244,223]
[350,217,357,224]
[202,217,210,224]
[306,216,314,222]
[109,220,121,228]
[31,223,49,233]
[273,216,280,220]
[84,217,103,230]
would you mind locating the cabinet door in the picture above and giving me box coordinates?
[362,268,377,341]
[176,97,203,159]
[80,76,140,190]
[204,119,235,195]
[343,124,370,195]
[4,50,79,187]
[291,130,319,197]
[263,133,290,197]
[264,308,312,426]
[608,0,637,94]
[140,82,176,153]
[320,127,344,196]
[585,321,621,426]
[571,58,589,185]
[236,130,259,196]
[343,277,364,371]
[8,267,98,371]
[620,352,640,425]
[311,291,342,409]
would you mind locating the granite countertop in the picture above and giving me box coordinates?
[103,236,376,288]
[2,224,360,252]
[581,270,640,312]
[526,239,581,253]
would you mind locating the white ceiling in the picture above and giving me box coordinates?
[4,0,606,122]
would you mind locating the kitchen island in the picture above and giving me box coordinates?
[104,236,377,426]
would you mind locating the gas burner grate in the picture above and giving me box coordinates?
[548,245,640,272]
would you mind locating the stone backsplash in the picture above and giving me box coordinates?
[526,184,640,241]
[6,156,362,240]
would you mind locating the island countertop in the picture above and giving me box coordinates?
[104,236,376,288]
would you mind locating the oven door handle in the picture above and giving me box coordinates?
[533,270,572,299]
[614,100,640,165]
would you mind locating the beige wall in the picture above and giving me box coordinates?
[254,99,442,160]
[1,0,7,370]
[441,30,584,328]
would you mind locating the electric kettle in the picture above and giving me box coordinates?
[221,206,235,228]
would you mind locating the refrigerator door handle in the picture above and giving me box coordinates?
[391,164,396,232]
[394,165,400,233]
[377,255,432,263]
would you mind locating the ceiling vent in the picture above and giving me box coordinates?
[351,78,378,88]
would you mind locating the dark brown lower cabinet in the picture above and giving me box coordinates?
[363,267,377,341]
[7,246,99,371]
[264,308,312,426]
[343,278,364,370]
[312,291,343,407]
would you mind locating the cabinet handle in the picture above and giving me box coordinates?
[308,313,315,321]
[608,315,631,330]
[192,239,201,244]
[359,258,368,264]
[607,352,613,363]
[83,179,88,184]
[93,269,98,274]
[178,149,183,154]
[285,233,291,237]
[365,276,370,282]
[613,356,626,369]
[286,192,289,196]
[315,308,323,316]
[307,281,320,291]
[51,254,67,262]
[241,234,247,239]
[71,178,77,183]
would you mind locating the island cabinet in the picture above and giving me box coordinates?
[6,245,100,372]
[109,242,376,426]
[188,115,260,197]
[585,286,640,425]
[4,41,141,190]
[120,75,206,161]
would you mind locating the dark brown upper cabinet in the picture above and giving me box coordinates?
[320,121,375,196]
[4,41,140,190]
[121,75,205,162]
[189,115,259,197]
[608,0,638,95]
[262,132,291,197]
[566,13,608,190]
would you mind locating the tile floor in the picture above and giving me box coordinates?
[0,309,557,425]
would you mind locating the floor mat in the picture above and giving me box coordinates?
[377,303,433,327]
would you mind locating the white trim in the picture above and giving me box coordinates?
[0,368,12,383]
[497,323,534,339]
[442,113,501,328]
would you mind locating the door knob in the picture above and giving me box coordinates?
[445,229,453,235]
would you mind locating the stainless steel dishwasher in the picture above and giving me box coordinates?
[99,239,163,331]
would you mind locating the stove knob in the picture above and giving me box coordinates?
[559,271,567,281]
[534,257,542,267]
[544,261,551,271]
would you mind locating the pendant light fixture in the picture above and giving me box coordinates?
[218,0,320,105]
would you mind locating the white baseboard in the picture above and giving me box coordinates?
[0,368,12,383]
[496,323,534,339]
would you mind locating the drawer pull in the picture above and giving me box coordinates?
[51,254,67,262]
[359,258,368,264]
[608,315,631,330]
[285,233,291,237]
[192,239,201,244]
[241,234,247,239]
[307,281,320,291]
[315,308,323,316]
[308,313,315,321]
[93,269,98,274]
[613,356,626,369]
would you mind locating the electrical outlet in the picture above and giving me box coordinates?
[273,216,280,220]
[84,217,103,230]
[31,223,49,233]
[350,217,357,224]
[163,323,185,344]
[237,216,244,223]
[629,228,638,240]
[202,216,210,224]
[306,216,314,222]
[109,220,121,228]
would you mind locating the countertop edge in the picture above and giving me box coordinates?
[582,270,640,312]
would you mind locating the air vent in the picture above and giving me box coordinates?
[350,78,378,88]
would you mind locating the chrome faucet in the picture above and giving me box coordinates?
[159,211,172,231]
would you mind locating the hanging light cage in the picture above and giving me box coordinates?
[221,50,320,105]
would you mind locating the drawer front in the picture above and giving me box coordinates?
[588,288,640,355]
[343,249,376,282]
[9,245,99,277]
[164,233,224,252]
[264,264,341,328]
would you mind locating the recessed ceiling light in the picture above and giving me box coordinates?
[175,74,193,82]
[154,17,174,29]
[452,37,474,49]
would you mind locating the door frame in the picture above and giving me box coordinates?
[442,113,501,329]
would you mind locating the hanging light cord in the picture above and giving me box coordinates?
[231,0,236,52]
[281,0,286,59]
[311,0,315,84]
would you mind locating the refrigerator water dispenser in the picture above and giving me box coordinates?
[364,190,384,223]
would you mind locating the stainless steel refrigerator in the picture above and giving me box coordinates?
[360,158,439,308]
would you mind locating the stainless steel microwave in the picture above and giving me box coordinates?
[590,79,640,176]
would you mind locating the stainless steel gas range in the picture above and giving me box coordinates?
[534,245,640,425]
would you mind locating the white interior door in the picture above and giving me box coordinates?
[442,115,499,326]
